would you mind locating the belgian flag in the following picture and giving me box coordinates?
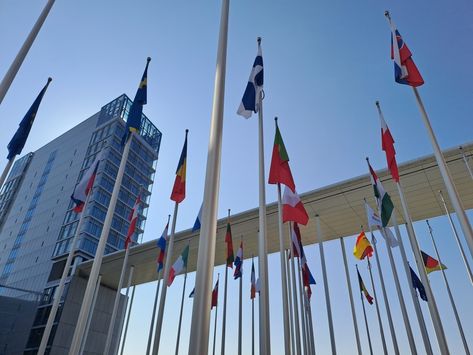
[357,268,374,304]
[170,130,188,203]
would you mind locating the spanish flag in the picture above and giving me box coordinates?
[422,251,447,274]
[170,130,188,203]
[357,268,374,304]
[353,231,373,260]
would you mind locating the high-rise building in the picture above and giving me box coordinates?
[0,94,161,354]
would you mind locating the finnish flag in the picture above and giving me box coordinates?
[237,40,264,119]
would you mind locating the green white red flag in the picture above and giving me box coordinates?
[167,245,189,286]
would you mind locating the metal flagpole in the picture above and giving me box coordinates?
[305,287,316,355]
[146,273,162,355]
[277,180,291,354]
[315,215,336,354]
[296,257,308,355]
[119,284,136,355]
[395,182,449,354]
[212,274,220,355]
[380,226,420,355]
[439,190,473,284]
[252,276,255,355]
[221,210,231,355]
[289,224,302,355]
[369,231,399,355]
[340,238,362,355]
[104,248,131,354]
[115,267,135,355]
[0,159,15,191]
[426,220,470,355]
[459,146,473,179]
[366,256,388,355]
[79,274,101,355]
[153,201,179,354]
[0,0,55,106]
[256,40,271,354]
[175,265,188,355]
[238,258,243,355]
[69,133,133,355]
[286,249,296,355]
[357,265,373,355]
[411,85,473,261]
[38,192,92,355]
[188,1,229,353]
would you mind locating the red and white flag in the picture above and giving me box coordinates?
[282,186,309,225]
[125,194,141,249]
[379,109,400,182]
[71,151,104,212]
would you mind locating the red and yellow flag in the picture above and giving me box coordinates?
[353,231,373,260]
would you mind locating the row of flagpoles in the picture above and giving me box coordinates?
[1,1,473,354]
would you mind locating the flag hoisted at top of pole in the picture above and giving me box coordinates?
[168,244,190,286]
[125,193,141,249]
[170,130,188,203]
[353,231,373,260]
[234,241,243,279]
[156,217,169,272]
[225,215,235,267]
[121,57,150,145]
[367,158,394,227]
[376,101,400,182]
[282,186,309,225]
[7,77,52,160]
[192,203,203,232]
[421,251,447,274]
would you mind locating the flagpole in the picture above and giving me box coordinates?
[315,215,336,354]
[212,274,220,355]
[0,158,15,191]
[369,231,399,355]
[153,200,179,354]
[146,274,162,355]
[0,0,55,106]
[119,284,136,355]
[439,190,473,284]
[395,182,449,354]
[296,257,309,355]
[289,224,302,355]
[104,246,131,354]
[276,180,291,354]
[459,146,473,179]
[305,287,316,355]
[238,256,243,355]
[340,238,362,355]
[410,85,473,261]
[357,265,373,355]
[285,249,296,355]
[188,0,229,353]
[78,274,102,355]
[38,192,92,355]
[115,266,135,355]
[426,220,470,355]
[366,255,388,355]
[175,263,188,355]
[251,256,255,355]
[69,133,133,355]
[221,210,231,355]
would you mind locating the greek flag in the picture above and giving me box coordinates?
[237,41,264,119]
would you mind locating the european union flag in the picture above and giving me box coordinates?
[410,266,428,302]
[122,57,150,145]
[7,78,52,160]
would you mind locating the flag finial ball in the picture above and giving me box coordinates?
[257,37,262,45]
[384,10,391,18]
[365,157,370,162]
[274,116,278,122]
[47,77,52,83]
[147,57,151,62]
[375,100,380,107]
[185,129,189,134]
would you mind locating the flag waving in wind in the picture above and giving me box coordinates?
[125,194,141,249]
[7,78,52,160]
[168,244,190,286]
[122,58,150,145]
[156,220,169,272]
[170,130,188,203]
[353,231,373,260]
[237,39,264,119]
[192,203,203,232]
[211,279,219,308]
[234,242,243,279]
[268,121,296,192]
[386,12,424,87]
[357,268,374,304]
[282,186,309,225]
[367,160,394,227]
[422,251,447,274]
[71,150,104,213]
[377,102,400,182]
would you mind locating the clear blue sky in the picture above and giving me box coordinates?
[1,0,473,354]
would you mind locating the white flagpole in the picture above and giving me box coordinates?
[304,287,316,355]
[238,259,243,355]
[340,238,362,355]
[459,146,473,179]
[410,85,473,262]
[357,265,374,355]
[366,256,388,355]
[0,0,55,106]
[285,249,296,355]
[104,247,131,355]
[115,266,135,355]
[315,215,336,354]
[78,274,102,355]
[175,265,188,355]
[296,257,308,355]
[146,273,162,355]
[439,190,473,284]
[69,133,133,355]
[221,210,231,355]
[119,284,136,355]
[0,159,15,191]
[252,266,255,355]
[256,37,271,355]
[426,220,470,355]
[395,182,449,354]
[369,231,399,355]
[212,274,220,355]
[289,225,302,355]
[153,200,179,354]
[188,0,229,353]
[276,180,291,354]
[38,192,92,355]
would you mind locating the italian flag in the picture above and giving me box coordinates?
[368,161,394,227]
[167,244,190,286]
[379,109,400,182]
[282,186,309,225]
[268,122,296,192]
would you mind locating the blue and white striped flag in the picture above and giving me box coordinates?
[237,41,264,119]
